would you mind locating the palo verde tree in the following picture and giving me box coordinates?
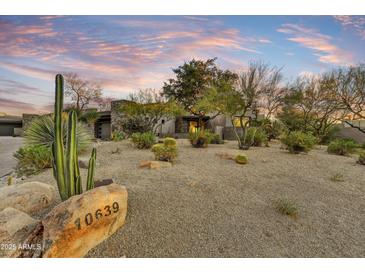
[118,88,183,135]
[162,58,237,130]
[224,61,284,149]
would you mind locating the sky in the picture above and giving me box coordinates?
[0,15,364,116]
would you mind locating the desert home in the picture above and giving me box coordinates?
[1,100,365,143]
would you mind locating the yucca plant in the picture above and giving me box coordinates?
[24,113,91,152]
[53,74,97,201]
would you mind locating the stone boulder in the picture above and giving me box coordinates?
[139,160,172,169]
[78,157,100,169]
[0,207,39,257]
[0,182,56,214]
[18,183,128,258]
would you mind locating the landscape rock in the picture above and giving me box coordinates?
[79,157,100,169]
[215,152,235,160]
[0,207,39,257]
[0,182,56,214]
[95,178,114,188]
[139,160,172,169]
[19,183,128,258]
[78,159,89,169]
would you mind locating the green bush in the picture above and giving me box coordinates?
[111,131,125,141]
[319,125,341,145]
[163,137,177,146]
[361,142,365,150]
[281,131,317,153]
[358,152,365,165]
[24,114,91,152]
[261,119,286,140]
[13,145,52,176]
[189,129,209,148]
[152,143,177,162]
[131,131,156,149]
[327,139,358,156]
[235,154,248,165]
[205,130,224,144]
[241,127,268,147]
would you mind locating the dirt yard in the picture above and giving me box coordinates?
[24,139,365,257]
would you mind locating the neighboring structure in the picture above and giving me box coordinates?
[0,115,23,136]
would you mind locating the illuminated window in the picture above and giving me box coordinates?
[189,121,198,132]
[232,117,248,128]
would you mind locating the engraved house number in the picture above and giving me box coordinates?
[74,201,120,230]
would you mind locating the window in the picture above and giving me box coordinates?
[189,121,198,132]
[232,117,248,128]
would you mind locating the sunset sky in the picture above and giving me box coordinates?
[0,15,364,115]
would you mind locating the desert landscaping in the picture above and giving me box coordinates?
[1,49,365,258]
[3,138,363,257]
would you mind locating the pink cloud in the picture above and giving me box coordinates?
[277,23,353,65]
[333,15,365,40]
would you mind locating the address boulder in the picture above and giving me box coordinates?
[19,183,128,258]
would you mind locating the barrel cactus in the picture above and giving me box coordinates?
[52,74,97,201]
[235,154,248,165]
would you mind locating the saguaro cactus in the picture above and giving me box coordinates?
[52,74,97,201]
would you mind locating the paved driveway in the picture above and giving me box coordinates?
[0,137,23,177]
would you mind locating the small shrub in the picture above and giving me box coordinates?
[235,154,248,165]
[330,173,345,182]
[205,130,224,144]
[163,137,177,147]
[319,125,341,145]
[152,143,177,162]
[361,142,365,150]
[281,131,317,154]
[358,152,365,165]
[275,199,298,217]
[131,132,156,149]
[7,175,13,186]
[189,129,209,148]
[262,119,286,140]
[241,127,268,147]
[111,131,125,141]
[13,145,52,176]
[327,139,358,156]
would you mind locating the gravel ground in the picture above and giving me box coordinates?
[0,137,23,177]
[23,139,365,257]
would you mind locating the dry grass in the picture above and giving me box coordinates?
[330,173,345,182]
[275,199,298,217]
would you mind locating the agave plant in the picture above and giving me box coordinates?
[24,113,92,152]
[52,74,97,201]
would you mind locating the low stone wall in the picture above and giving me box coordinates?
[111,100,129,133]
[222,127,242,140]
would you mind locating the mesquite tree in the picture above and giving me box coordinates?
[325,64,365,133]
[162,58,237,130]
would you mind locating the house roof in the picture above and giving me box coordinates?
[0,115,22,124]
